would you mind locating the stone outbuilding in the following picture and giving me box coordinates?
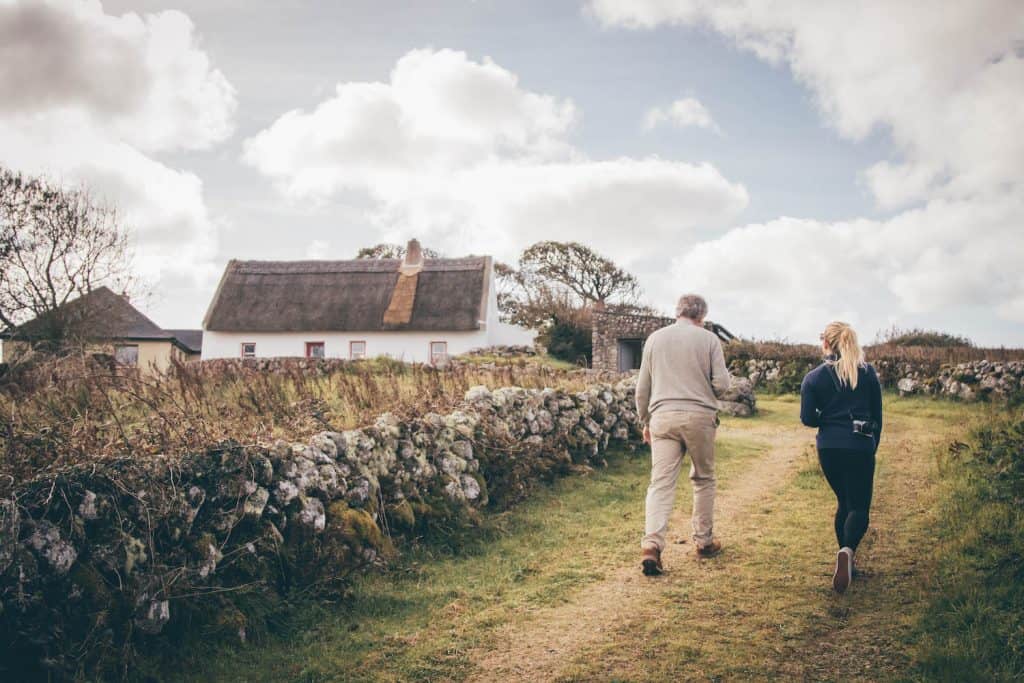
[592,309,674,372]
[591,308,736,372]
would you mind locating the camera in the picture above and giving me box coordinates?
[852,419,876,437]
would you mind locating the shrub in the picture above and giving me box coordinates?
[912,410,1024,679]
[544,319,592,366]
[876,326,973,348]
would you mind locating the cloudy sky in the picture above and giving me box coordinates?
[2,0,1022,345]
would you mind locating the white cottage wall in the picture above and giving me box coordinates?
[201,330,490,362]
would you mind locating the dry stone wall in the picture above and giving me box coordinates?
[732,357,1024,401]
[0,379,642,677]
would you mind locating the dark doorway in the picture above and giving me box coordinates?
[617,338,643,372]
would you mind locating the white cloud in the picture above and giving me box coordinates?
[589,0,1024,337]
[671,191,1024,340]
[0,0,236,151]
[644,97,721,133]
[305,239,330,259]
[0,0,236,325]
[244,48,748,264]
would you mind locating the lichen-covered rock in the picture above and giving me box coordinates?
[135,598,170,635]
[897,377,919,396]
[297,496,326,532]
[243,487,270,520]
[27,520,77,575]
[78,490,99,520]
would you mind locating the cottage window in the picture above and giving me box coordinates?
[305,341,325,359]
[114,344,139,367]
[241,342,256,358]
[430,341,447,366]
[349,341,366,360]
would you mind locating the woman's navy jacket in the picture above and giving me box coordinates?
[800,362,883,452]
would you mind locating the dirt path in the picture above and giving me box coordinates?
[175,398,979,682]
[466,421,812,682]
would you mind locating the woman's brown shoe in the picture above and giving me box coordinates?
[641,547,663,576]
[696,539,722,558]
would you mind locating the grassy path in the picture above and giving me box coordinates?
[176,396,985,682]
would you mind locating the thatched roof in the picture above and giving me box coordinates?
[5,287,172,341]
[202,256,492,332]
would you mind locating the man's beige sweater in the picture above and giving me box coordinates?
[635,320,732,422]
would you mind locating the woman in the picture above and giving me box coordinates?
[800,321,883,593]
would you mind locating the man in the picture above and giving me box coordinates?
[636,294,732,576]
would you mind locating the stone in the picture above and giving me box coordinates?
[243,487,270,520]
[135,599,171,635]
[27,520,77,575]
[718,401,753,417]
[274,480,299,506]
[78,491,99,520]
[297,496,326,532]
[897,377,919,396]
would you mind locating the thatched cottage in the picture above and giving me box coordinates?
[200,240,535,363]
[0,286,202,372]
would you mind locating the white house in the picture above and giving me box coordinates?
[201,240,535,363]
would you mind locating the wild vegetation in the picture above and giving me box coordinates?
[0,354,590,494]
[911,410,1024,679]
[875,325,974,348]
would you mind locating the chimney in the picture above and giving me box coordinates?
[383,238,424,326]
[399,238,424,275]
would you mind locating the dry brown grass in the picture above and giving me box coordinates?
[726,339,1024,365]
[0,354,591,495]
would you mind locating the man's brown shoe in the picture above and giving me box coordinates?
[641,547,663,576]
[696,539,722,558]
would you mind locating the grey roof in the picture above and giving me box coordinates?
[165,329,203,353]
[7,286,173,342]
[203,256,491,332]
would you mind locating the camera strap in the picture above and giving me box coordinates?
[824,362,843,393]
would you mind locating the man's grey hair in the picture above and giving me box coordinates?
[675,294,708,321]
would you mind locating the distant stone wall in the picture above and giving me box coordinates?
[592,310,673,372]
[0,379,642,677]
[732,356,1024,401]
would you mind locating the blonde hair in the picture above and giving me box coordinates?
[823,321,865,389]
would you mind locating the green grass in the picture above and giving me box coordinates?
[139,395,1018,682]
[908,410,1024,681]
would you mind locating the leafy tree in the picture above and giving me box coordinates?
[497,241,653,364]
[519,241,641,305]
[0,167,139,346]
[355,243,442,259]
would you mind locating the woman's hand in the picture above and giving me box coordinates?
[643,425,651,444]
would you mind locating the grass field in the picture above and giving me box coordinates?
[146,395,1017,682]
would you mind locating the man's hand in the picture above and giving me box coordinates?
[642,425,651,444]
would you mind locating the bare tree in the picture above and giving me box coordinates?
[355,243,442,259]
[0,167,138,346]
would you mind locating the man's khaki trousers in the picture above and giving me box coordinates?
[642,410,718,551]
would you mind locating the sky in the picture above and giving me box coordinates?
[1,0,1022,346]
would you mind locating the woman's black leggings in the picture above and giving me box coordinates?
[817,448,876,551]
